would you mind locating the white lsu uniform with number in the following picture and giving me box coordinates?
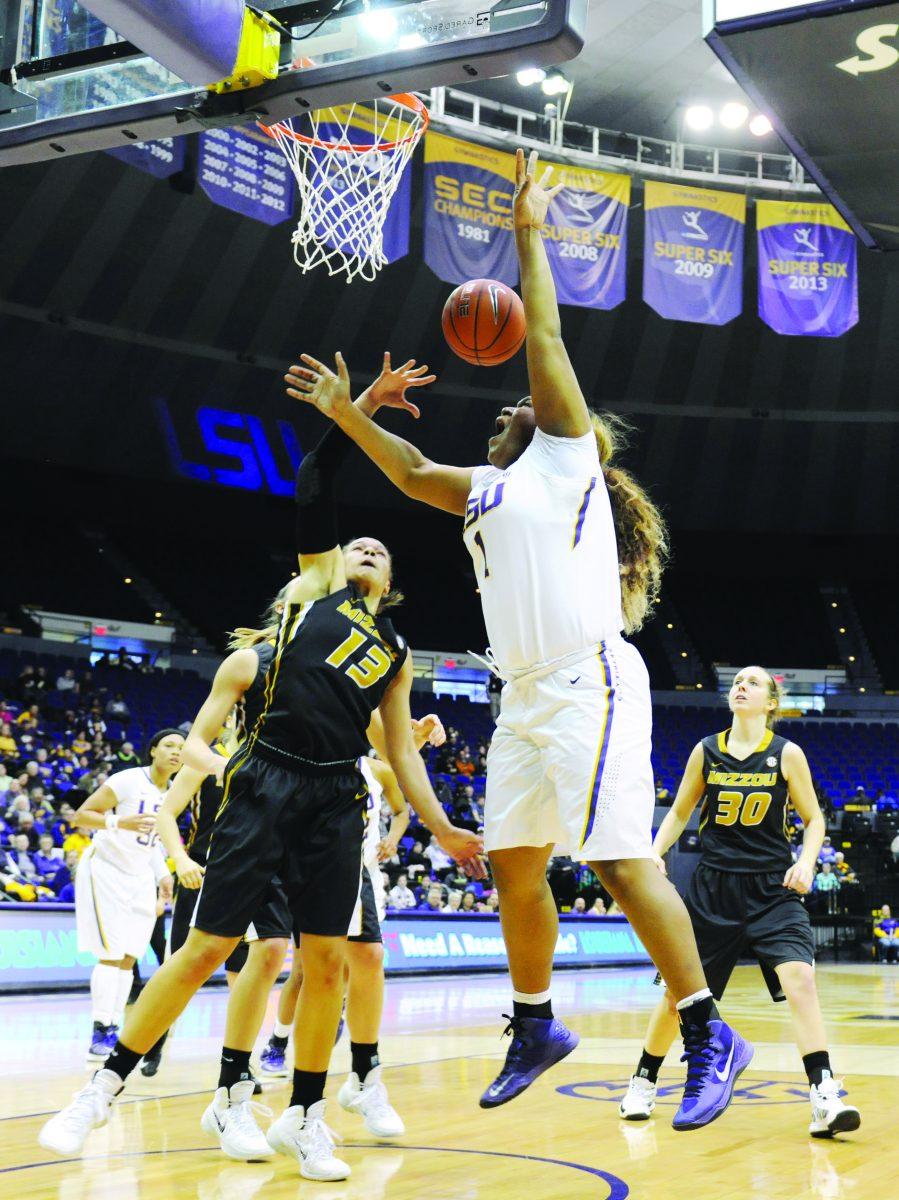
[75,767,170,960]
[348,756,387,937]
[463,427,654,861]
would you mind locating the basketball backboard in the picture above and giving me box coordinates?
[0,1,587,166]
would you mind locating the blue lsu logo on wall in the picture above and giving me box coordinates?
[157,398,303,495]
[464,481,505,531]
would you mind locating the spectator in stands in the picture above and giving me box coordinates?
[104,693,131,722]
[18,664,36,700]
[87,710,107,740]
[62,823,91,858]
[114,742,140,770]
[423,832,453,876]
[814,861,841,914]
[404,839,428,874]
[589,897,607,916]
[56,668,78,694]
[4,791,30,823]
[443,891,463,914]
[0,764,11,795]
[17,812,41,847]
[34,832,64,878]
[479,891,499,913]
[35,748,54,782]
[874,905,898,963]
[4,832,41,881]
[71,730,91,757]
[23,761,43,793]
[418,883,445,912]
[51,801,77,846]
[58,851,79,902]
[460,891,478,913]
[818,837,837,864]
[455,746,476,777]
[833,852,857,883]
[655,777,673,806]
[0,722,17,757]
[387,872,416,910]
[571,897,587,916]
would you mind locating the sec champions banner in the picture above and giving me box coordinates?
[644,181,745,325]
[543,164,630,310]
[312,104,411,264]
[756,201,858,338]
[424,131,518,287]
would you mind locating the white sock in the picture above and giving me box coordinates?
[113,968,134,1025]
[274,1020,293,1039]
[90,964,121,1025]
[676,988,713,1011]
[512,988,553,1006]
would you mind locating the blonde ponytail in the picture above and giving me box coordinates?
[227,583,291,650]
[591,412,669,635]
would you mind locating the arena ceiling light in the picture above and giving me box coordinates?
[685,104,714,131]
[360,1,398,43]
[541,70,571,96]
[749,113,774,136]
[720,101,749,129]
[398,33,426,50]
[516,66,547,86]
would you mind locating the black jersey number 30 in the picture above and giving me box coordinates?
[326,628,393,689]
[716,790,772,827]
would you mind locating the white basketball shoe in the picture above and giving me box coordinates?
[618,1074,657,1120]
[337,1067,405,1139]
[39,1068,122,1156]
[200,1080,274,1161]
[266,1100,350,1181]
[809,1077,861,1138]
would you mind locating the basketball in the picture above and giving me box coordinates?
[442,279,526,366]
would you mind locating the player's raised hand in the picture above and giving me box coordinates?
[783,861,814,894]
[411,713,446,747]
[439,826,487,878]
[368,351,436,419]
[285,351,352,419]
[513,148,564,232]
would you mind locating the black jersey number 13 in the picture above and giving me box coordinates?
[326,628,393,689]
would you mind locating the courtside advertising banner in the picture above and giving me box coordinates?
[756,200,858,338]
[543,163,630,310]
[643,181,745,325]
[424,130,518,287]
[310,104,411,264]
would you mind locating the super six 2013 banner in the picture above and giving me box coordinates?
[756,200,858,338]
[643,181,746,326]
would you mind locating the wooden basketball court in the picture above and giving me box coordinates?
[3,963,896,1200]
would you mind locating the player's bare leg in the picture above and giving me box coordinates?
[201,937,290,1162]
[337,940,404,1138]
[266,934,350,1180]
[619,991,679,1119]
[480,845,579,1108]
[39,929,240,1157]
[775,960,860,1137]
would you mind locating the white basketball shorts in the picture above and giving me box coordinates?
[75,847,157,960]
[484,637,655,861]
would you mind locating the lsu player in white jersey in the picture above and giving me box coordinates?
[286,148,752,1132]
[72,729,183,1062]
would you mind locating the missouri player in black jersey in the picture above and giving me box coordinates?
[40,355,484,1180]
[618,666,861,1138]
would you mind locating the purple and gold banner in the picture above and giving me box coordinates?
[543,163,630,310]
[199,126,293,226]
[424,131,518,287]
[757,201,858,338]
[107,137,185,178]
[643,181,745,326]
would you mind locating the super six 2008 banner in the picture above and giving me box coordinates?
[643,181,746,326]
[425,132,630,309]
[757,200,858,338]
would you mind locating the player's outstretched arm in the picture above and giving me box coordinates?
[182,649,258,778]
[156,764,208,889]
[782,743,825,894]
[651,742,706,866]
[368,757,411,861]
[513,148,591,440]
[286,351,474,517]
[378,657,485,876]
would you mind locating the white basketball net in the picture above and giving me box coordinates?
[264,95,428,283]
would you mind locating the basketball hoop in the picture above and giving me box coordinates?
[260,94,428,283]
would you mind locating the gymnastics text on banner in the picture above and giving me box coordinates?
[643,181,745,326]
[424,130,518,287]
[308,104,411,264]
[542,163,630,310]
[756,201,858,338]
[199,126,293,226]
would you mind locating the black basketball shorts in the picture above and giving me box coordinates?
[192,749,366,940]
[685,863,815,1002]
[171,880,249,973]
[347,865,383,944]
